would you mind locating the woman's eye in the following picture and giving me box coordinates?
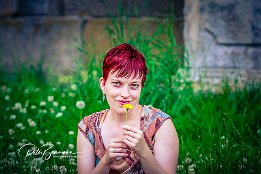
[131,84,139,90]
[112,82,121,87]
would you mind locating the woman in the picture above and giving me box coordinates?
[77,43,179,174]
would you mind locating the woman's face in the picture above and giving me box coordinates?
[100,71,142,114]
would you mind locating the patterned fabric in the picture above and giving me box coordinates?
[78,105,171,174]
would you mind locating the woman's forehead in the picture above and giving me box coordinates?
[108,71,142,82]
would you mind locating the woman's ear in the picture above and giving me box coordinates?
[99,77,106,93]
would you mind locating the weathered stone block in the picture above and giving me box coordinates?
[0,17,81,74]
[17,0,62,16]
[0,0,18,17]
[203,0,261,44]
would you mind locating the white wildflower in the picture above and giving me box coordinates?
[61,106,66,111]
[16,123,23,128]
[56,112,63,118]
[14,102,22,110]
[56,142,61,145]
[36,131,41,135]
[53,101,58,107]
[40,101,46,106]
[20,108,27,113]
[29,121,36,127]
[10,114,16,120]
[31,105,36,109]
[8,129,15,135]
[68,144,74,150]
[39,139,44,145]
[48,96,54,102]
[61,93,65,98]
[4,95,10,101]
[68,131,74,135]
[71,84,77,91]
[76,101,85,109]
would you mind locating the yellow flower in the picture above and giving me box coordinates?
[123,103,134,109]
[123,104,134,126]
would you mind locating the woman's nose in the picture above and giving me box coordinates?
[120,86,130,98]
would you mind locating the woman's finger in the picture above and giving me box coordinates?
[124,130,139,139]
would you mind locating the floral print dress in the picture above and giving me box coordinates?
[78,105,171,174]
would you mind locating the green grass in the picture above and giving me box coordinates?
[0,16,260,173]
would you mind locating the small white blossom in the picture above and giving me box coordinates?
[56,112,63,118]
[4,95,10,101]
[53,101,59,107]
[40,101,46,106]
[36,131,41,135]
[71,84,77,91]
[31,105,36,109]
[68,144,74,150]
[39,139,44,145]
[10,114,16,120]
[16,123,23,128]
[56,142,61,145]
[68,131,74,135]
[8,129,15,135]
[29,121,36,127]
[61,106,66,111]
[20,108,27,113]
[76,101,85,109]
[14,103,22,110]
[48,96,54,102]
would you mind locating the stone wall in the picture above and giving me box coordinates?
[184,0,261,86]
[0,0,183,75]
[0,0,260,86]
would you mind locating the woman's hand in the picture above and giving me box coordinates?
[122,125,147,157]
[104,138,129,164]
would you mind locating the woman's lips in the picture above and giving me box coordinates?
[117,100,130,105]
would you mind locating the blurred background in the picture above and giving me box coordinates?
[0,0,260,173]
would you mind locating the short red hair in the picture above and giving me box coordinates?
[102,43,148,86]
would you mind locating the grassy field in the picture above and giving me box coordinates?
[0,17,260,173]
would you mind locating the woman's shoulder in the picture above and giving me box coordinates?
[78,109,108,131]
[143,105,171,119]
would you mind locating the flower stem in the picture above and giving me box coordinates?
[125,109,128,125]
